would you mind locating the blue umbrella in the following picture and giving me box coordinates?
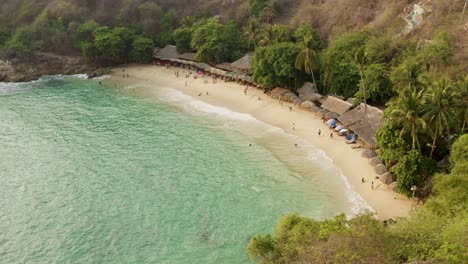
[327,119,336,127]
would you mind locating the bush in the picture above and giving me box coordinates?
[130,36,154,63]
[391,150,436,196]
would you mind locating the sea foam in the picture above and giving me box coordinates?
[157,86,373,217]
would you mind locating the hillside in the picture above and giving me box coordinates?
[0,1,466,66]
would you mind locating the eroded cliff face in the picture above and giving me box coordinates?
[0,53,108,82]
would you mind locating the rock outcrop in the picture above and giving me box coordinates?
[0,53,106,82]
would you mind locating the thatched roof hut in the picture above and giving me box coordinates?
[178,52,197,61]
[338,103,384,147]
[231,53,253,73]
[153,45,180,60]
[215,62,233,72]
[320,96,353,115]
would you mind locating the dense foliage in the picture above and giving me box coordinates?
[248,135,468,264]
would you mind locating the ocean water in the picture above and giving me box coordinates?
[0,76,367,263]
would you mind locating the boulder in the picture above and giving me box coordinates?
[380,172,395,184]
[318,108,329,117]
[300,101,314,109]
[369,157,382,166]
[293,98,303,106]
[297,82,318,101]
[389,182,398,192]
[309,105,321,112]
[374,164,388,175]
[361,149,377,158]
[325,112,339,120]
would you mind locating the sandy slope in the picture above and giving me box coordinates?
[108,65,412,220]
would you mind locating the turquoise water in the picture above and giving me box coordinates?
[0,76,362,263]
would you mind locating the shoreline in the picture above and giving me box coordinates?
[108,64,412,220]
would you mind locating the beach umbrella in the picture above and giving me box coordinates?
[327,119,336,127]
[334,125,344,131]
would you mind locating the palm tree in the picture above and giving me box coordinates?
[391,58,424,93]
[242,18,261,49]
[348,47,368,117]
[453,75,468,134]
[423,78,456,158]
[387,87,427,152]
[295,36,319,90]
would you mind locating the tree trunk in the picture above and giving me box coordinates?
[430,126,438,158]
[447,125,452,151]
[359,67,367,118]
[310,70,317,91]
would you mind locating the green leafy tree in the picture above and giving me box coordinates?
[0,16,9,47]
[386,87,426,152]
[293,23,321,50]
[250,0,269,16]
[390,58,425,93]
[252,42,305,89]
[91,26,136,64]
[322,31,368,96]
[453,76,468,133]
[391,150,436,196]
[258,24,291,46]
[423,78,456,157]
[376,124,411,166]
[295,36,319,88]
[418,32,454,72]
[138,1,162,35]
[191,19,242,64]
[157,9,177,46]
[348,47,369,116]
[242,18,261,49]
[355,63,394,104]
[75,19,100,49]
[130,36,154,63]
[5,25,39,57]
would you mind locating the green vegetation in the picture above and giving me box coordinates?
[1,2,466,262]
[248,135,468,263]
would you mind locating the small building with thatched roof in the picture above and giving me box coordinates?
[215,62,233,72]
[320,96,353,115]
[338,103,384,147]
[178,52,197,61]
[153,45,180,60]
[231,53,253,74]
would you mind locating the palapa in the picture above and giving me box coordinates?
[178,52,197,61]
[153,45,180,60]
[338,103,384,147]
[231,53,253,73]
[320,96,353,115]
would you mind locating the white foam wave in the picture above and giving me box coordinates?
[157,86,373,216]
[92,75,111,80]
[70,74,89,79]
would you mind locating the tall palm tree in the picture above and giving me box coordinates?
[348,47,368,117]
[295,36,319,89]
[242,18,261,49]
[423,78,456,158]
[387,87,427,152]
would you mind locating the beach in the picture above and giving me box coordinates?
[109,64,412,220]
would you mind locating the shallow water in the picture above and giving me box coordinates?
[0,76,363,263]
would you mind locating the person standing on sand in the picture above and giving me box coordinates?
[361,177,365,183]
[371,181,374,190]
[330,132,333,138]
[318,129,321,135]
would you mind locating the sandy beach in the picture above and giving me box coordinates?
[108,64,412,220]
